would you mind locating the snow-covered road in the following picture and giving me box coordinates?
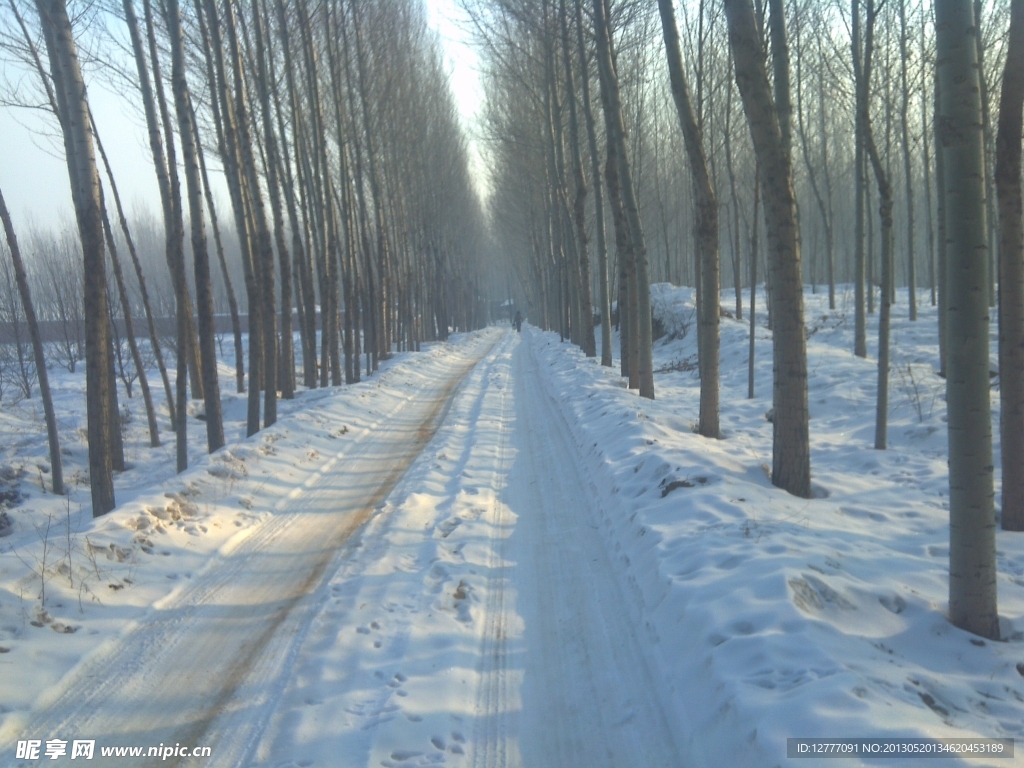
[4,328,682,767]
[7,287,1024,768]
[498,335,682,767]
[245,329,682,767]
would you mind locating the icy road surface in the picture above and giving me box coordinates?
[6,329,682,768]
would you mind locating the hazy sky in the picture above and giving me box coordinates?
[0,0,484,239]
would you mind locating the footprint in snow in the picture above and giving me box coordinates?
[438,518,462,538]
[389,751,423,762]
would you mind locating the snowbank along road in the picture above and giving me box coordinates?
[3,327,683,767]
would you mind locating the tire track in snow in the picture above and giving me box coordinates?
[469,340,516,768]
[504,332,683,768]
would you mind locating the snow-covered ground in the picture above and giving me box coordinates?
[0,284,1021,767]
[535,283,1024,766]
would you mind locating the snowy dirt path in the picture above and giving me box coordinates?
[0,331,501,768]
[245,330,682,768]
[4,328,684,767]
[496,335,683,767]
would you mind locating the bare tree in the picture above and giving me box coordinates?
[574,0,612,366]
[748,163,760,400]
[34,0,115,514]
[937,0,999,639]
[593,0,653,399]
[224,0,277,428]
[725,0,810,498]
[163,0,224,452]
[0,185,63,494]
[852,0,867,358]
[195,0,263,436]
[898,0,916,321]
[997,0,1024,531]
[559,0,595,358]
[657,0,718,435]
[861,0,895,451]
[249,0,293,400]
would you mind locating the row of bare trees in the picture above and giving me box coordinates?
[478,0,1023,641]
[473,0,805,487]
[1,0,487,515]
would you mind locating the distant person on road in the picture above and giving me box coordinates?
[514,311,523,333]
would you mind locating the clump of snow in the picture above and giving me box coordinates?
[532,283,1024,767]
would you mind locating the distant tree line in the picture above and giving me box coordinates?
[0,0,487,515]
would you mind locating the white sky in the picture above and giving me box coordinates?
[0,0,484,238]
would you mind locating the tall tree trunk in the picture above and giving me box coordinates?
[996,0,1024,531]
[174,280,187,472]
[593,0,653,399]
[922,12,936,308]
[817,35,836,311]
[560,0,596,358]
[538,0,571,347]
[899,0,917,321]
[274,0,317,388]
[606,139,634,384]
[975,0,998,309]
[196,0,262,436]
[748,164,760,399]
[252,0,294,400]
[317,0,346,385]
[164,0,224,453]
[105,315,125,472]
[853,0,868,358]
[303,0,341,385]
[190,0,245,395]
[143,0,202,402]
[768,0,791,161]
[35,0,115,515]
[937,0,999,640]
[337,2,378,375]
[936,68,948,377]
[658,0,718,435]
[574,0,612,366]
[867,172,875,315]
[18,0,163,442]
[725,0,811,498]
[862,0,895,451]
[224,0,277,427]
[352,2,392,366]
[724,92,743,319]
[0,187,64,494]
